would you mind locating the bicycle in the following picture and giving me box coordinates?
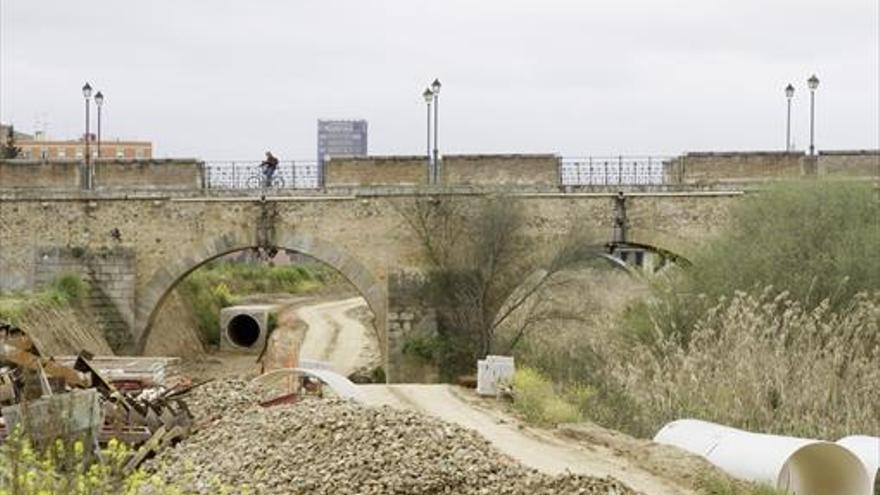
[245,167,286,190]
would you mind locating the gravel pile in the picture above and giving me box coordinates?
[148,380,635,495]
[182,379,267,419]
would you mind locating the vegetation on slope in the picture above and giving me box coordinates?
[0,275,112,355]
[628,180,879,345]
[0,274,86,321]
[501,182,879,439]
[176,261,340,345]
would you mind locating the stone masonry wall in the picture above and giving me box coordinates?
[0,159,203,191]
[386,271,438,382]
[0,160,82,189]
[325,156,428,187]
[442,154,560,187]
[671,152,805,183]
[324,154,560,188]
[818,150,880,178]
[93,159,204,190]
[33,246,136,352]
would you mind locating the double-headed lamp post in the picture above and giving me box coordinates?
[431,78,441,184]
[422,88,434,180]
[82,83,92,167]
[94,91,104,158]
[807,74,820,156]
[784,84,794,152]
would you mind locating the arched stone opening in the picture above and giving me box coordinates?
[135,230,387,368]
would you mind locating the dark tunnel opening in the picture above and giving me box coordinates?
[226,314,261,348]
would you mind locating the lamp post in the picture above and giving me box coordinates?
[82,83,93,189]
[807,74,819,156]
[94,91,104,158]
[431,78,441,184]
[82,83,92,165]
[422,88,434,182]
[784,84,794,152]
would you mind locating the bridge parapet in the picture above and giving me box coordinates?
[1,150,875,195]
[0,158,204,192]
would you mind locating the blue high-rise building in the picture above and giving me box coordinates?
[317,119,368,168]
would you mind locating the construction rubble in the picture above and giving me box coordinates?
[3,322,635,494]
[145,379,636,495]
[0,321,194,471]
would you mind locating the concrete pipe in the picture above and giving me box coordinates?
[838,436,880,495]
[654,419,871,495]
[219,305,274,352]
[226,314,261,347]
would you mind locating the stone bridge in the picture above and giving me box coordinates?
[0,187,740,381]
[3,151,875,379]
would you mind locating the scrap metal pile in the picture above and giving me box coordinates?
[0,321,193,470]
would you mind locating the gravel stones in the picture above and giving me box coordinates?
[148,380,635,495]
[182,379,266,419]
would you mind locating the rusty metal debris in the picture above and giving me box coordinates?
[0,320,193,470]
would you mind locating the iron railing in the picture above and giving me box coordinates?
[560,156,670,186]
[204,160,321,190]
[203,156,672,190]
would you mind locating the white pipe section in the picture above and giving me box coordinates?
[838,436,880,494]
[252,367,362,402]
[654,419,871,495]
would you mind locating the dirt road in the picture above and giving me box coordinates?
[297,297,379,376]
[294,297,694,494]
[359,384,693,495]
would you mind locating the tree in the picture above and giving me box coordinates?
[394,194,602,373]
[1,126,22,159]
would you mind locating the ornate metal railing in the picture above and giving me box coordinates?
[203,156,673,190]
[204,160,320,189]
[560,156,671,186]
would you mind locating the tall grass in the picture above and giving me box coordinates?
[612,290,880,438]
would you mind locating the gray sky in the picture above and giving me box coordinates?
[1,0,877,160]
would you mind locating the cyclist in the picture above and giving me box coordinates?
[260,151,279,187]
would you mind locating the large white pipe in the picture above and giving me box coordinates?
[837,436,880,494]
[654,419,871,495]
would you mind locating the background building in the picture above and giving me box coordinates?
[317,119,368,167]
[0,124,34,146]
[10,130,152,160]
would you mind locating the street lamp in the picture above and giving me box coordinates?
[422,88,434,181]
[430,78,441,184]
[807,74,819,156]
[82,82,92,168]
[784,84,794,152]
[94,91,104,158]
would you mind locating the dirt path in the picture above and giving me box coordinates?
[296,297,379,376]
[359,384,694,495]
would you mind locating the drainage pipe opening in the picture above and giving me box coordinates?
[226,314,261,348]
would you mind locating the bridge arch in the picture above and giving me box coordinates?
[135,229,387,359]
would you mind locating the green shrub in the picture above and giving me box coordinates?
[512,367,582,425]
[49,274,86,303]
[633,181,880,344]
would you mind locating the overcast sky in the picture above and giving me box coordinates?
[1,0,877,160]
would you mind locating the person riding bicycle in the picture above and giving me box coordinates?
[260,151,279,187]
